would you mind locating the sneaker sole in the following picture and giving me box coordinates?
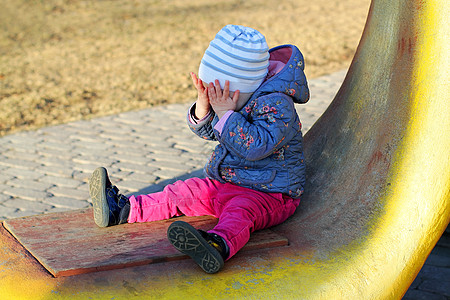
[89,167,109,227]
[167,221,224,274]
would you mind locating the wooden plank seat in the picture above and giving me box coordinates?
[3,208,288,277]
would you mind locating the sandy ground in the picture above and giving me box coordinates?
[0,0,371,136]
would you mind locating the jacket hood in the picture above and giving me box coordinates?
[252,44,309,104]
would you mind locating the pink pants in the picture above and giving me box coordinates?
[128,177,300,259]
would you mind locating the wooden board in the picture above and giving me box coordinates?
[3,208,288,277]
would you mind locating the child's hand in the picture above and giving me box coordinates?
[190,72,210,119]
[208,80,240,119]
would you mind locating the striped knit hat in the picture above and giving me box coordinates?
[198,25,269,93]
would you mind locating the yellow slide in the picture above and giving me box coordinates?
[0,0,448,299]
[286,0,450,298]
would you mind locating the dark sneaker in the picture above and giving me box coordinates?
[89,167,130,227]
[167,221,228,274]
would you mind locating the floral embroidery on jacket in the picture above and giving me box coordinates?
[273,147,285,161]
[286,88,296,96]
[220,167,236,181]
[256,104,279,123]
[236,125,255,148]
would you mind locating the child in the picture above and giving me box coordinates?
[89,24,309,274]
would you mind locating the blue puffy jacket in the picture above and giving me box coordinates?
[188,44,309,198]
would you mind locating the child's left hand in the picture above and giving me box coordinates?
[208,80,240,119]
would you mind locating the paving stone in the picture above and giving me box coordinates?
[43,196,90,209]
[153,168,195,180]
[68,133,105,143]
[37,141,74,151]
[132,125,175,136]
[109,154,152,165]
[149,147,184,155]
[418,279,450,298]
[73,162,110,174]
[47,186,89,200]
[2,198,53,211]
[179,151,213,160]
[0,206,26,220]
[117,179,151,192]
[169,138,211,148]
[6,178,54,191]
[109,140,154,153]
[137,121,176,131]
[100,125,136,136]
[430,244,450,256]
[2,168,44,180]
[0,193,13,204]
[0,172,15,184]
[144,140,175,150]
[409,275,423,289]
[40,156,75,168]
[38,175,82,188]
[3,187,51,201]
[2,134,41,145]
[109,115,146,126]
[2,149,42,161]
[425,254,450,269]
[415,264,450,281]
[149,160,193,171]
[42,135,77,146]
[99,131,129,141]
[127,183,166,197]
[74,147,117,158]
[37,147,76,159]
[66,120,101,130]
[137,137,169,148]
[183,160,206,169]
[89,116,115,125]
[0,158,42,170]
[403,289,448,300]
[74,182,89,192]
[38,126,72,136]
[173,143,214,154]
[0,183,8,194]
[112,161,159,174]
[72,155,118,166]
[123,172,158,184]
[115,144,153,155]
[146,153,182,163]
[437,234,450,248]
[106,170,133,182]
[35,165,74,177]
[71,170,91,182]
[72,140,113,151]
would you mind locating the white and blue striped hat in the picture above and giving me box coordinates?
[199,25,269,93]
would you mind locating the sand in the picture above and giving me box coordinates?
[0,0,371,136]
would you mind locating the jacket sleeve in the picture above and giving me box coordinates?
[215,94,300,161]
[187,103,218,141]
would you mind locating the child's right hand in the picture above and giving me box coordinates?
[191,72,211,119]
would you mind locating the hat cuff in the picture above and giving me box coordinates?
[199,63,265,93]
